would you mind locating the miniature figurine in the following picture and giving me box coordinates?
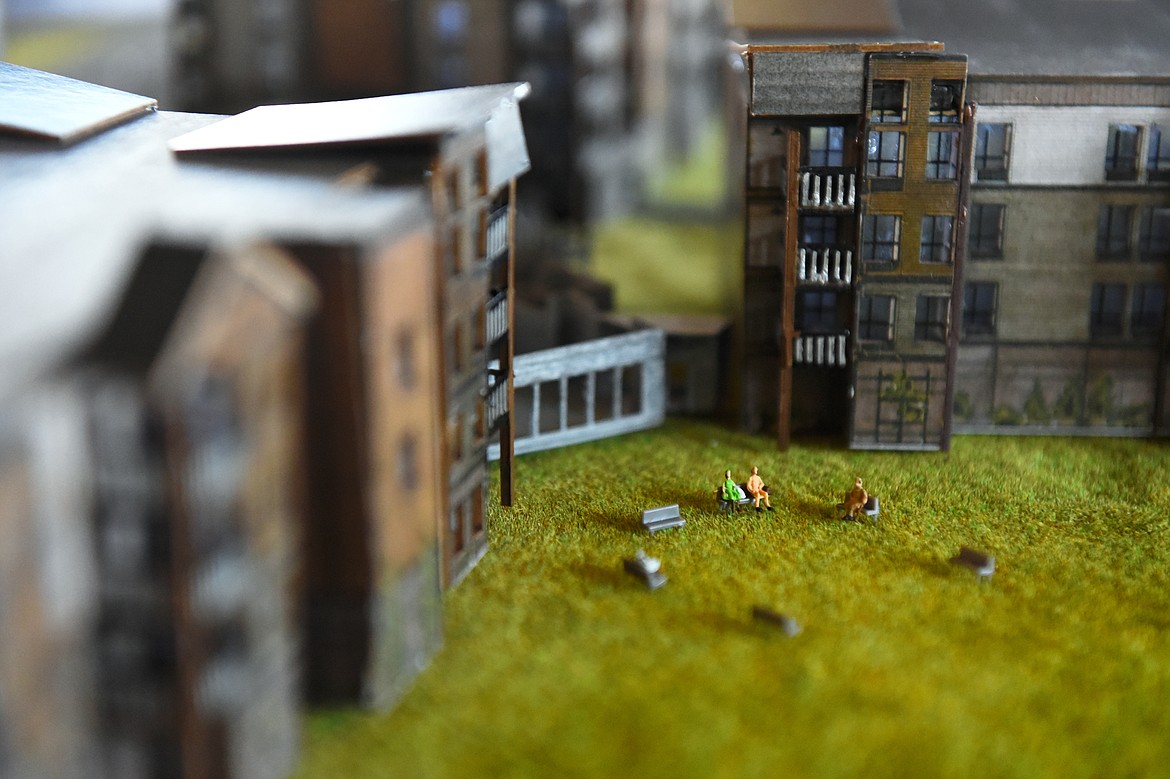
[720,470,746,504]
[746,466,773,512]
[838,477,868,521]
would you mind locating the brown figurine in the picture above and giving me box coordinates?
[838,477,869,521]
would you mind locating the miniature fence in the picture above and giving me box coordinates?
[793,333,848,366]
[487,329,665,460]
[799,168,856,210]
[797,247,853,285]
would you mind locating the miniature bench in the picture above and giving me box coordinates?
[836,495,880,521]
[623,552,667,590]
[950,546,995,581]
[751,605,802,637]
[642,504,684,534]
[716,483,768,513]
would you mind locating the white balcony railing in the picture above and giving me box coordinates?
[485,290,508,345]
[797,248,853,285]
[485,209,508,261]
[793,333,849,366]
[799,169,856,210]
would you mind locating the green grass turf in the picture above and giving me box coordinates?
[294,420,1170,778]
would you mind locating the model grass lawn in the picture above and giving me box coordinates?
[295,419,1170,778]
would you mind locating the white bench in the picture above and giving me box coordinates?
[642,504,684,534]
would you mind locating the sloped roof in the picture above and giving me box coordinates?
[169,83,532,190]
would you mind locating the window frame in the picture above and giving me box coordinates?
[974,123,1011,182]
[1139,206,1170,261]
[1105,124,1142,181]
[926,130,960,180]
[862,214,902,264]
[1131,283,1166,339]
[858,294,896,342]
[962,282,998,336]
[1095,205,1133,260]
[1089,282,1126,339]
[806,126,846,167]
[968,203,1005,258]
[915,295,951,342]
[920,215,955,263]
[869,80,907,124]
[867,130,905,179]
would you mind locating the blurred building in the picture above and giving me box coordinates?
[1,63,529,775]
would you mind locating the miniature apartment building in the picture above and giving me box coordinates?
[736,43,971,450]
[2,64,530,770]
[898,0,1170,438]
[731,0,1170,440]
[0,241,315,779]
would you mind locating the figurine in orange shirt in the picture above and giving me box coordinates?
[746,466,773,512]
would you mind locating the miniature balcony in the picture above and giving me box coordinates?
[799,168,856,210]
[485,373,508,431]
[485,207,508,263]
[797,247,853,286]
[793,332,849,367]
[486,289,508,345]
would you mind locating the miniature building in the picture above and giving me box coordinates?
[2,65,531,768]
[898,0,1170,437]
[731,0,1170,441]
[735,43,971,450]
[0,240,316,779]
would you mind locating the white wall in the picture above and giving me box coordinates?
[975,104,1170,186]
[8,0,168,21]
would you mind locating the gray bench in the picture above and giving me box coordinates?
[623,552,667,590]
[951,546,995,581]
[642,503,684,534]
[716,482,765,513]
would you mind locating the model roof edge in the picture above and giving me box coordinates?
[0,61,157,144]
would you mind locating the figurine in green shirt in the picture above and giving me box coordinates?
[720,470,745,503]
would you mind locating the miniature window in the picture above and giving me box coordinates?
[929,80,962,123]
[858,295,896,341]
[451,320,465,372]
[1096,205,1133,260]
[1090,283,1126,338]
[395,329,416,390]
[915,296,950,341]
[450,415,465,461]
[800,215,839,246]
[926,131,960,180]
[968,203,1004,257]
[451,503,466,553]
[974,124,1012,181]
[869,81,906,124]
[1148,126,1170,180]
[962,282,997,336]
[1131,283,1166,339]
[862,214,901,263]
[797,291,839,334]
[806,126,845,167]
[1105,125,1142,181]
[397,435,419,491]
[866,131,904,178]
[446,168,461,209]
[1139,206,1170,261]
[920,215,954,263]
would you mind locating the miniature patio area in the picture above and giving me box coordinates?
[295,419,1170,778]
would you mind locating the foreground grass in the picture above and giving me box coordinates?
[295,420,1170,778]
